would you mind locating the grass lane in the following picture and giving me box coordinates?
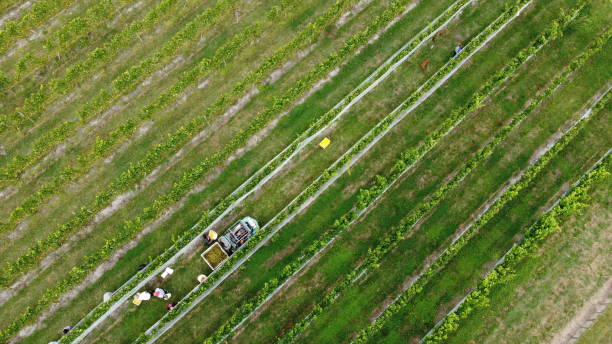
[0,0,390,342]
[171,1,588,342]
[375,102,611,344]
[236,7,608,343]
[18,1,470,342]
[576,297,612,344]
[444,164,611,344]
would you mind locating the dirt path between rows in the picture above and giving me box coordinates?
[0,1,32,28]
[550,278,612,344]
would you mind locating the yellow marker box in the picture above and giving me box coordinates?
[319,137,331,149]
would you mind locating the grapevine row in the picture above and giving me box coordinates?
[0,0,237,182]
[0,0,179,134]
[352,84,611,344]
[421,153,611,344]
[0,0,78,54]
[3,0,133,91]
[134,3,534,341]
[63,1,475,341]
[0,1,363,341]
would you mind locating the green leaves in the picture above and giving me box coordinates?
[0,0,77,54]
[423,156,610,343]
[5,0,361,342]
[0,0,180,134]
[0,0,242,232]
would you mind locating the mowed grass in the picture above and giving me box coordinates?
[3,0,609,343]
[0,0,345,330]
[158,0,599,342]
[444,175,611,344]
[368,101,611,343]
[14,0,408,342]
[577,301,612,344]
[226,3,612,343]
[69,0,479,341]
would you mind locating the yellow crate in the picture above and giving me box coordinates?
[319,137,331,149]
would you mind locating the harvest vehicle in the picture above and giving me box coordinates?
[201,217,259,270]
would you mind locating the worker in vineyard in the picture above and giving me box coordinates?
[205,230,218,244]
[453,44,463,57]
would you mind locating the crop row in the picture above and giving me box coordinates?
[2,0,354,288]
[422,154,611,344]
[0,0,238,182]
[0,0,363,341]
[277,6,588,342]
[352,79,610,343]
[0,0,77,54]
[198,7,571,343]
[0,21,263,276]
[0,1,27,19]
[0,0,179,134]
[62,1,475,341]
[134,3,534,341]
[3,0,129,91]
[0,0,361,290]
[0,0,277,236]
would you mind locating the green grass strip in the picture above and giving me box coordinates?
[0,1,361,342]
[135,2,536,342]
[199,9,575,344]
[0,0,180,134]
[0,0,237,182]
[353,82,611,344]
[62,0,476,341]
[421,153,611,343]
[277,7,598,343]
